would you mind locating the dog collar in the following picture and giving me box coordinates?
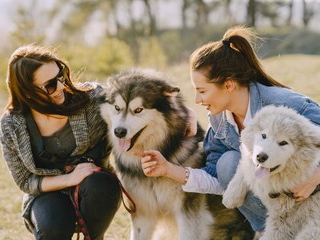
[268,184,320,199]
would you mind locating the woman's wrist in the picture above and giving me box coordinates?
[166,162,189,185]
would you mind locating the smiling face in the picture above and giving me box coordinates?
[190,70,232,115]
[33,61,66,105]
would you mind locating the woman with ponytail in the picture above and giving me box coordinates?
[138,26,320,235]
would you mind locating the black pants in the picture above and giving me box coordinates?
[30,171,121,240]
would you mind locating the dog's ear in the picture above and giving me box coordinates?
[162,84,180,97]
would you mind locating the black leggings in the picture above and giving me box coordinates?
[30,171,121,240]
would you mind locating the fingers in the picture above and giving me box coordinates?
[141,160,157,175]
[292,191,308,201]
[294,197,305,202]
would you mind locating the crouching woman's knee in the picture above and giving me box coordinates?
[80,171,121,205]
[216,150,241,190]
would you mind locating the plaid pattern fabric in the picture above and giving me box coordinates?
[0,82,110,232]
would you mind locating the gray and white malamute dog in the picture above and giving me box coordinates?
[223,105,320,240]
[100,69,253,240]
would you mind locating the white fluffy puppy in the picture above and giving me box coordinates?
[223,105,320,240]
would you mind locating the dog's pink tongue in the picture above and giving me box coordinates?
[255,165,270,179]
[118,139,131,152]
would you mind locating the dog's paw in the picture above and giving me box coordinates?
[222,190,243,209]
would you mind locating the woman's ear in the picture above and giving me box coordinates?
[224,78,236,92]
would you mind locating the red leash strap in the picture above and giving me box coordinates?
[69,185,91,240]
[65,164,136,240]
[108,170,137,214]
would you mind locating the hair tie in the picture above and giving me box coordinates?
[222,39,230,48]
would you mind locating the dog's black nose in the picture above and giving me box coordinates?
[114,127,127,138]
[256,152,268,163]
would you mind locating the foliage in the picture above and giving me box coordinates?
[0,53,8,92]
[138,37,167,69]
[58,38,134,81]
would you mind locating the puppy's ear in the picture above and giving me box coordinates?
[162,84,180,97]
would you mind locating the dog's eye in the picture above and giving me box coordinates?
[115,105,120,112]
[134,107,143,114]
[279,141,288,146]
[261,134,266,139]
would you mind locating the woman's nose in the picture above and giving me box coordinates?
[57,79,65,90]
[195,95,202,105]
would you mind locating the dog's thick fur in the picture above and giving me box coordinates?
[223,105,320,240]
[100,69,253,240]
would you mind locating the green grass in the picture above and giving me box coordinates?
[0,54,319,239]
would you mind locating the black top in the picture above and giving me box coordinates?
[27,115,76,170]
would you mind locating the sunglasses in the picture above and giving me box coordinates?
[37,63,68,95]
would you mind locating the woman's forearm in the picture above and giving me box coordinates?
[41,163,99,192]
[41,174,72,192]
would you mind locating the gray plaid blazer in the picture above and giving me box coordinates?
[0,82,110,231]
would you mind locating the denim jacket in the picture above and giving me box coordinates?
[202,81,320,177]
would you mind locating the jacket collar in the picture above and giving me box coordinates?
[249,81,263,118]
[69,108,90,156]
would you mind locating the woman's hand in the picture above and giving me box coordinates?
[135,150,170,177]
[186,107,197,137]
[135,150,190,184]
[291,166,320,201]
[66,162,100,186]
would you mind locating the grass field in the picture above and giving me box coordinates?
[0,54,320,240]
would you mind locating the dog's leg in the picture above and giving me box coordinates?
[175,205,213,240]
[130,214,157,240]
[222,164,249,209]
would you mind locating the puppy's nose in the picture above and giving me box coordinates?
[114,127,127,138]
[256,152,268,163]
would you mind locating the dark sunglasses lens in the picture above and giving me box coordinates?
[45,78,58,95]
[43,66,67,94]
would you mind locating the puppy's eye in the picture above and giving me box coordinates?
[262,134,266,139]
[115,105,120,112]
[279,141,288,146]
[134,107,143,114]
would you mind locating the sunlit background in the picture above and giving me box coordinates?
[0,0,320,239]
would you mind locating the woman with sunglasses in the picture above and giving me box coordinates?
[138,26,320,238]
[0,45,122,240]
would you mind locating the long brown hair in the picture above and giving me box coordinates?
[6,44,90,115]
[189,26,287,88]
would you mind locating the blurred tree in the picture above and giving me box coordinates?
[142,0,158,35]
[59,37,134,80]
[88,37,134,78]
[10,0,48,47]
[0,52,8,91]
[138,37,167,68]
[56,0,113,44]
[247,0,256,26]
[181,0,192,30]
[286,0,294,26]
[302,0,316,27]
